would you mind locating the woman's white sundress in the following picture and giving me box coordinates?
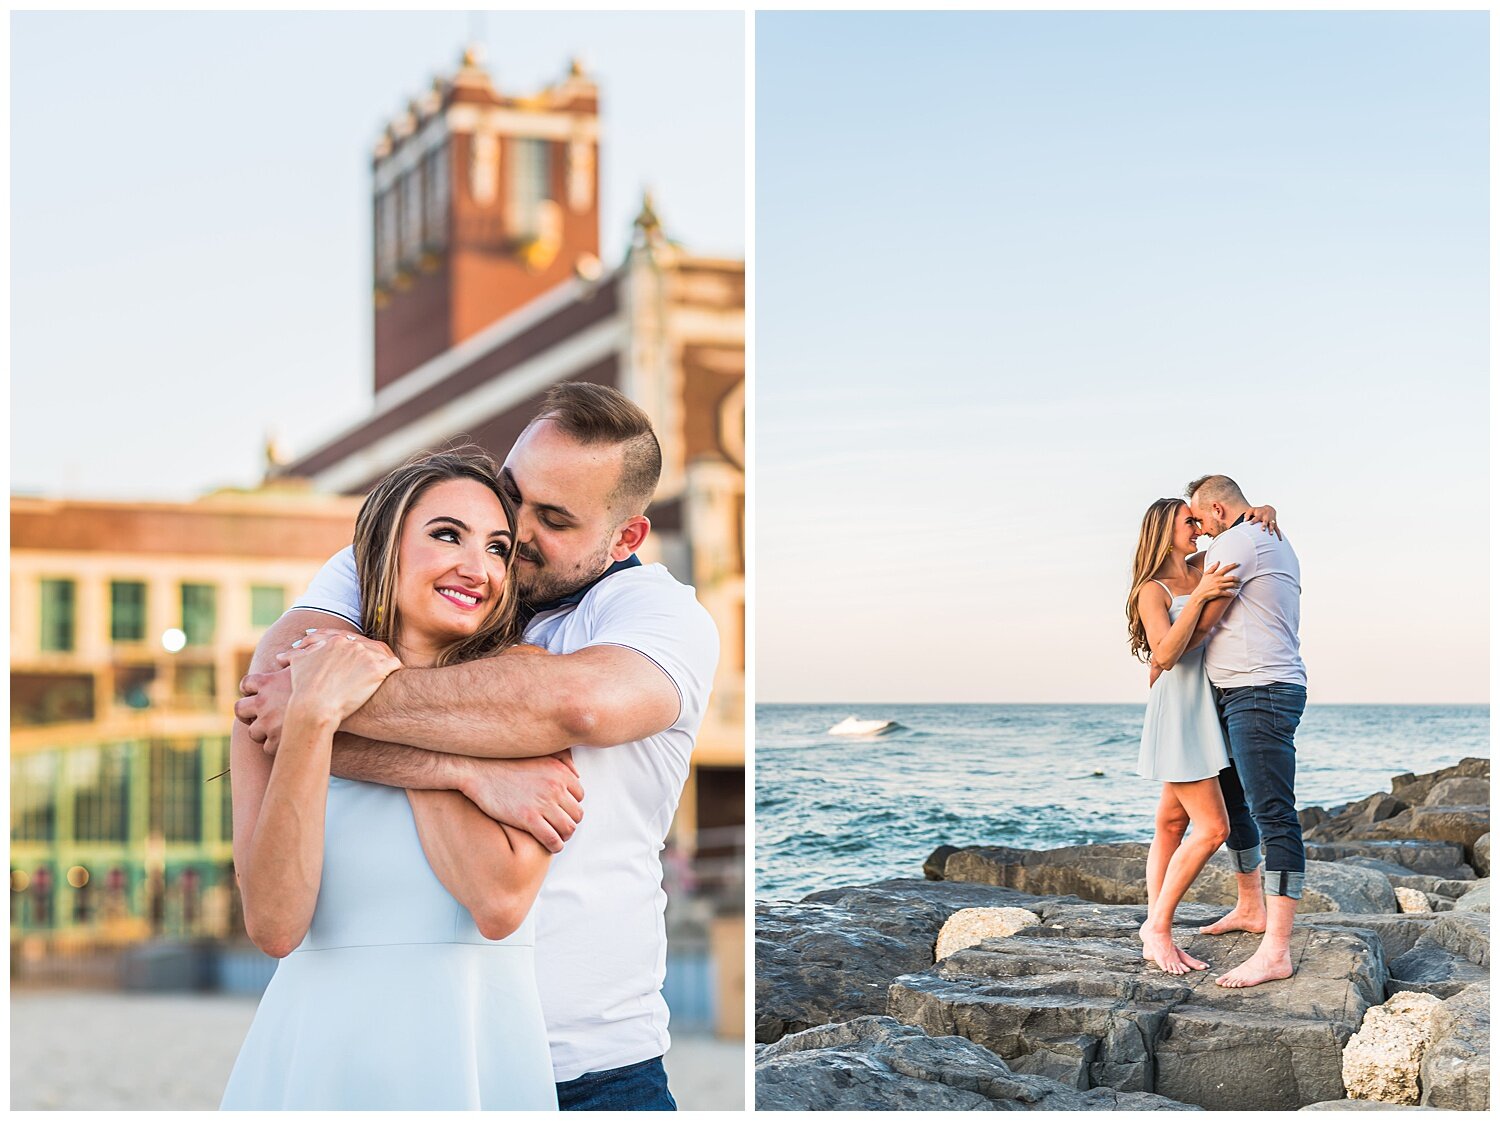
[1137,583,1231,783]
[220,777,557,1111]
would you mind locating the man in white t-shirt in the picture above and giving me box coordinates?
[1182,473,1307,990]
[234,383,720,1109]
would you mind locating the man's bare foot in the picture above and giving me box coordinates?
[1215,948,1294,988]
[1174,944,1209,971]
[1139,923,1189,975]
[1199,906,1267,935]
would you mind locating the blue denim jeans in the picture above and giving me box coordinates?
[556,1056,676,1111]
[1215,682,1307,899]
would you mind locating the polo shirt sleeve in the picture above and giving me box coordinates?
[1205,529,1258,595]
[580,573,721,735]
[290,546,364,629]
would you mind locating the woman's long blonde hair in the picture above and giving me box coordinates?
[353,448,522,667]
[1126,498,1184,663]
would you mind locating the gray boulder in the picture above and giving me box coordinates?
[1329,852,1476,893]
[1423,776,1490,808]
[1452,880,1489,914]
[924,844,959,881]
[1474,834,1490,878]
[943,843,1397,914]
[1305,793,1412,842]
[1366,807,1490,867]
[1300,806,1332,831]
[755,879,1059,1044]
[1419,984,1489,1110]
[1389,758,1490,806]
[1380,924,1488,1002]
[1421,912,1488,968]
[754,1016,1201,1110]
[883,900,1384,1110]
[1303,841,1473,880]
[1298,913,1443,965]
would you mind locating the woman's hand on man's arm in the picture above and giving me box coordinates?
[235,614,584,852]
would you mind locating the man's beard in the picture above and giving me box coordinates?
[513,540,615,606]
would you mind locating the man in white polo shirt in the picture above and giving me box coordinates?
[1181,473,1307,990]
[234,383,720,1109]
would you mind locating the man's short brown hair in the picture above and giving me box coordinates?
[534,382,662,517]
[1185,474,1248,506]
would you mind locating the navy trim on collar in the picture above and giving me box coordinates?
[520,554,642,625]
[1232,513,1247,528]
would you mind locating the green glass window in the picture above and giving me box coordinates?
[174,664,217,710]
[11,752,58,842]
[250,585,285,628]
[72,743,131,844]
[113,665,155,710]
[110,581,147,642]
[180,584,217,646]
[39,579,76,652]
[148,741,202,844]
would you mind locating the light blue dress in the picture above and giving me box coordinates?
[220,777,557,1111]
[1137,584,1232,783]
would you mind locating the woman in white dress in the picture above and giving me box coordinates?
[1125,497,1276,975]
[221,450,558,1110]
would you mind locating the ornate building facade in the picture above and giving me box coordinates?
[10,487,363,946]
[280,48,745,858]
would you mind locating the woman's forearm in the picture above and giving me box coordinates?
[1150,597,1207,671]
[239,704,339,958]
[406,789,550,941]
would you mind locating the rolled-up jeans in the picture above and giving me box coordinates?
[1214,682,1307,900]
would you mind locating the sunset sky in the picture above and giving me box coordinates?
[756,11,1487,704]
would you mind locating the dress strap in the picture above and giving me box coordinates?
[1153,579,1178,600]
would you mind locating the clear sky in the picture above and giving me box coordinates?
[756,11,1488,705]
[11,10,744,500]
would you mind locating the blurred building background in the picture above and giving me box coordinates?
[10,46,744,1044]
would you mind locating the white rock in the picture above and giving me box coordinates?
[934,907,1040,961]
[1342,991,1444,1105]
[1394,887,1432,913]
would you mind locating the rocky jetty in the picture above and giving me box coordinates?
[756,759,1489,1111]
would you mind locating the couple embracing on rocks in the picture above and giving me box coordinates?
[1128,474,1307,989]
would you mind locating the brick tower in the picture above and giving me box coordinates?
[371,47,602,393]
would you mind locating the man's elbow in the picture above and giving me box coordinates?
[555,697,601,746]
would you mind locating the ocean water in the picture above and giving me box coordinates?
[755,703,1490,901]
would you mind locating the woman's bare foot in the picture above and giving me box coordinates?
[1139,923,1189,975]
[1174,944,1209,971]
[1215,947,1294,988]
[1199,905,1267,935]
